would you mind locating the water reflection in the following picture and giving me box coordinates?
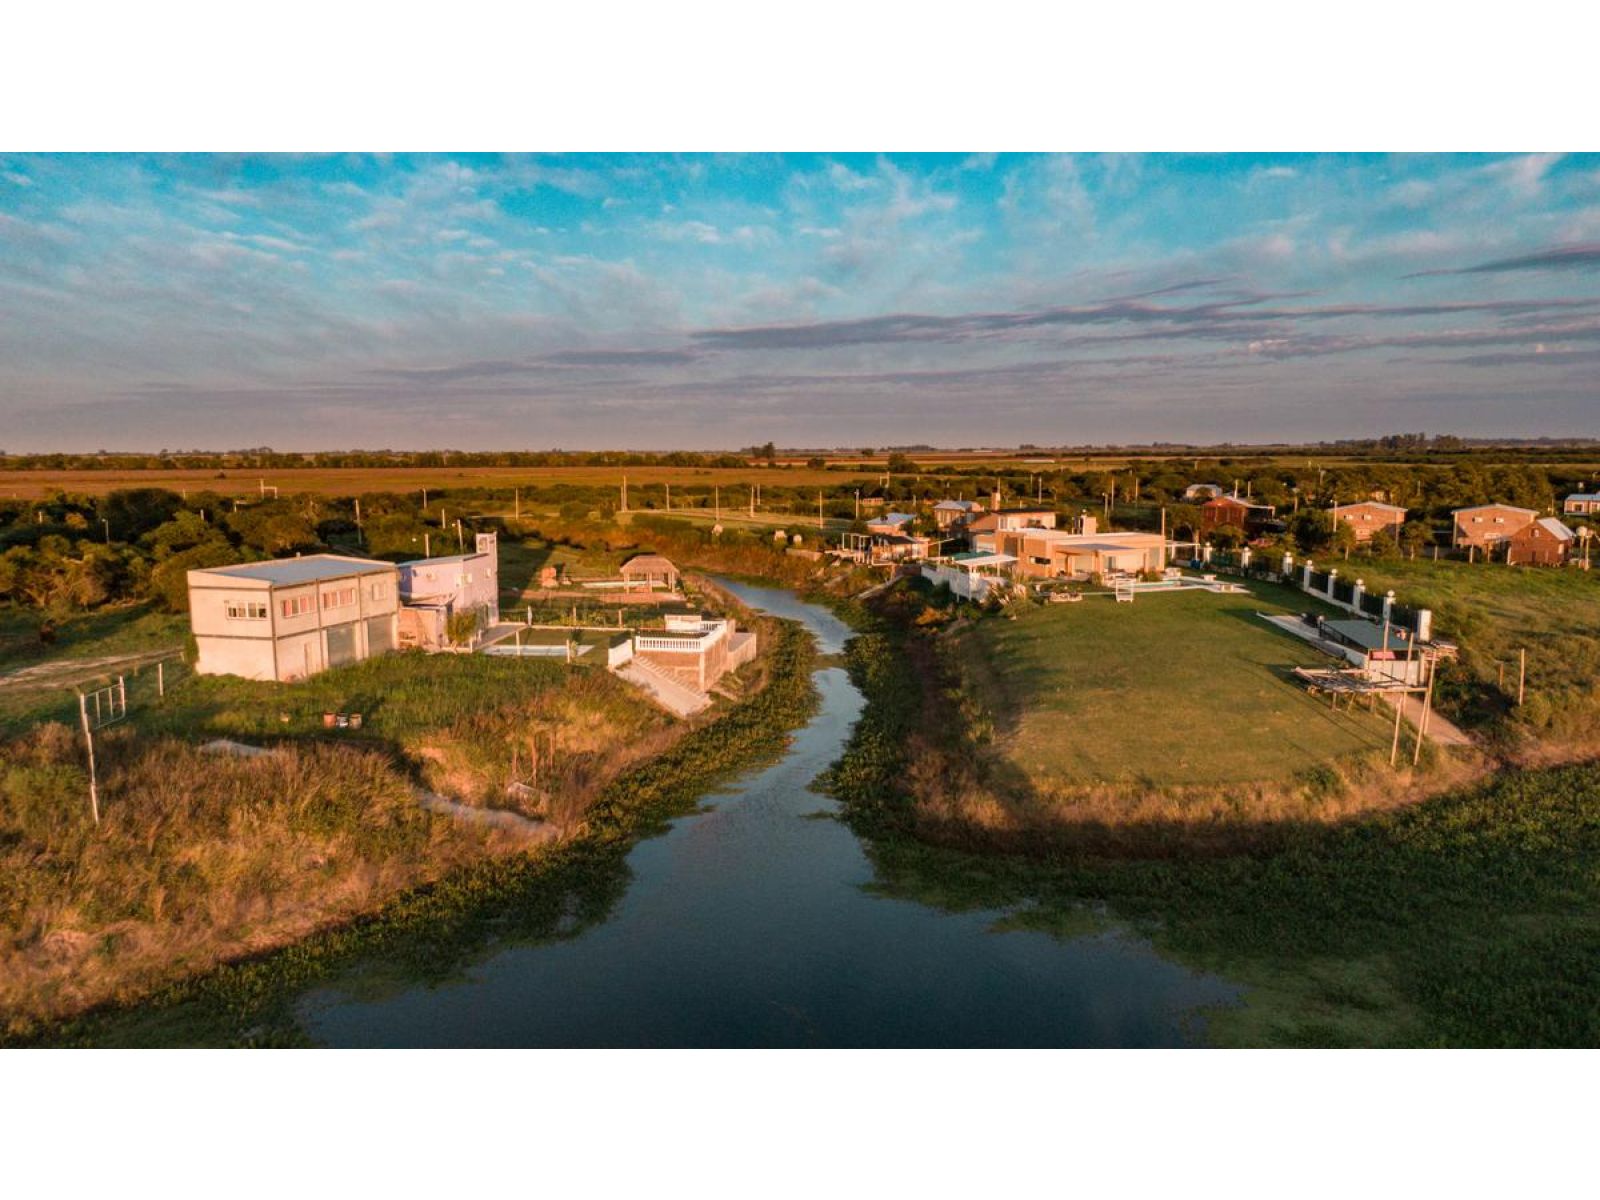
[300,580,1236,1047]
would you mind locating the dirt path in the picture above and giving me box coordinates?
[1381,691,1473,747]
[0,647,181,691]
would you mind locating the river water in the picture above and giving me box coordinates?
[300,579,1237,1047]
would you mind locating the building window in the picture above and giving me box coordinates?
[322,586,356,610]
[370,582,386,600]
[280,594,314,618]
[226,600,268,620]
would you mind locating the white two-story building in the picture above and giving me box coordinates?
[186,554,400,681]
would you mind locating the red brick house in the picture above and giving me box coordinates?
[1451,503,1537,551]
[1199,494,1276,535]
[1332,501,1408,542]
[1506,517,1575,567]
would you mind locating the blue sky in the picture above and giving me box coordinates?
[1,152,1597,450]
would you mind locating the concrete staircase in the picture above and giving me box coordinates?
[615,657,711,717]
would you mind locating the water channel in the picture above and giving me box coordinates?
[300,579,1237,1046]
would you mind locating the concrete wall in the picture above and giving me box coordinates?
[188,562,399,681]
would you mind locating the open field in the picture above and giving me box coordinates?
[946,583,1393,788]
[0,464,882,500]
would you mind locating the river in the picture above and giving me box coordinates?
[299,579,1237,1047]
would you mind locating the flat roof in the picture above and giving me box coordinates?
[1324,618,1413,651]
[193,554,396,587]
[947,551,1016,566]
[399,551,488,568]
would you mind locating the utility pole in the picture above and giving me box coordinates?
[455,519,464,553]
[665,482,671,511]
[621,474,628,513]
[1518,648,1527,706]
[854,489,860,520]
[514,488,520,521]
[715,486,721,520]
[817,491,824,529]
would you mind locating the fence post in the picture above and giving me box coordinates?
[1282,552,1294,577]
[1240,546,1252,570]
[1327,567,1338,600]
[158,660,165,698]
[1352,578,1365,613]
[1301,559,1314,590]
[1382,590,1395,624]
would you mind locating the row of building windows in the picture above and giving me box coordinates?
[229,582,388,622]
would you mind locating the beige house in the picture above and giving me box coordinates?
[1332,501,1408,542]
[1451,503,1538,551]
[187,554,400,681]
[990,528,1167,580]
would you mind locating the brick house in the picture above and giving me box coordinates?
[1506,517,1575,566]
[1451,503,1538,551]
[1198,494,1276,535]
[1562,493,1600,517]
[1332,501,1408,542]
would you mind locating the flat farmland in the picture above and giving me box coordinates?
[0,463,883,500]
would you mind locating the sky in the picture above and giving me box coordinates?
[1,152,1598,452]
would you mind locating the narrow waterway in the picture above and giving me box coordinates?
[299,579,1237,1047]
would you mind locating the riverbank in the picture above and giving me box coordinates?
[821,587,1600,1046]
[4,617,820,1046]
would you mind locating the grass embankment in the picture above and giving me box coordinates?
[823,599,1600,1046]
[1332,558,1600,752]
[881,580,1468,854]
[3,618,818,1046]
[0,574,772,1036]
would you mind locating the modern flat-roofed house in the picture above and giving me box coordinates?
[1452,503,1538,551]
[187,554,400,681]
[397,532,500,649]
[1332,501,1408,542]
[932,499,985,530]
[1507,517,1575,566]
[992,528,1167,580]
[966,507,1057,539]
[1563,492,1600,517]
[1199,494,1276,535]
[1182,483,1225,501]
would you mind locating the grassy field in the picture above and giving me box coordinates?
[0,463,882,500]
[825,591,1600,1046]
[947,583,1392,789]
[1305,557,1600,746]
[0,602,186,671]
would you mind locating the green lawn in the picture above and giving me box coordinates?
[949,582,1393,787]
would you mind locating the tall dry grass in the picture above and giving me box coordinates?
[0,724,518,1034]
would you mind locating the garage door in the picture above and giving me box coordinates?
[367,615,394,657]
[326,622,359,668]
